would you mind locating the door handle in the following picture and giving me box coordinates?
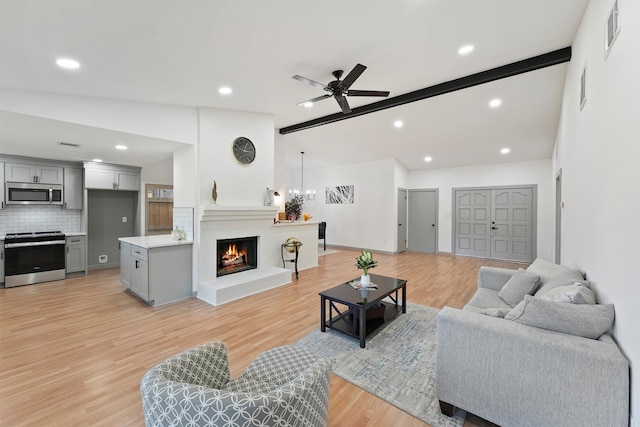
[491,226,498,230]
[135,260,139,269]
[432,224,435,227]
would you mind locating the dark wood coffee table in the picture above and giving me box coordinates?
[319,274,407,348]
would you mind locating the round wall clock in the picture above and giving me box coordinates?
[232,137,256,165]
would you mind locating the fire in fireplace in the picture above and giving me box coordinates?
[217,236,258,277]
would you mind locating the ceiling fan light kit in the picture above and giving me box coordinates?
[293,63,390,114]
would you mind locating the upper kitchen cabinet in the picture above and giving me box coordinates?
[5,162,63,184]
[84,162,141,191]
[63,168,83,210]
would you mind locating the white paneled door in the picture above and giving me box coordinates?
[454,187,534,262]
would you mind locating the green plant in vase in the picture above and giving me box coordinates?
[356,250,378,288]
[285,194,304,220]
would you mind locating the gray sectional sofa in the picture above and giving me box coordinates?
[436,258,629,427]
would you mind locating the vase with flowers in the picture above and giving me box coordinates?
[355,250,377,287]
[285,194,304,220]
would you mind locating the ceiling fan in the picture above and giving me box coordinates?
[292,64,390,114]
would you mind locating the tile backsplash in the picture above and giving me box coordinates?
[173,207,194,240]
[0,205,82,234]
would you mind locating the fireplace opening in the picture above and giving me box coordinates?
[217,236,258,277]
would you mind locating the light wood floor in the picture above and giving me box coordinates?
[0,249,521,426]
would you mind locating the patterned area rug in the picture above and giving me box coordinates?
[293,303,466,427]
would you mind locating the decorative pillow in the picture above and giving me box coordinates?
[498,269,540,307]
[505,295,614,339]
[534,272,588,297]
[539,282,596,304]
[478,307,511,318]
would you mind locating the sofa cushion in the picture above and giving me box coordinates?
[498,268,540,307]
[534,272,589,297]
[477,307,511,318]
[539,282,596,304]
[526,258,583,287]
[505,295,614,339]
[464,288,512,312]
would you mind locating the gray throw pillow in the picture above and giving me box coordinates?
[498,268,540,307]
[505,295,614,339]
[539,282,596,304]
[534,272,588,297]
[478,307,511,318]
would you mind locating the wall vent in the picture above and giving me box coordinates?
[604,0,620,59]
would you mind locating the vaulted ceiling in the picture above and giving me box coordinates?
[0,0,589,171]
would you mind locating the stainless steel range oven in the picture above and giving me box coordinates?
[4,231,66,287]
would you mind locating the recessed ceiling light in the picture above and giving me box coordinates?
[458,45,474,55]
[303,101,313,108]
[489,99,502,108]
[115,145,128,150]
[424,156,433,162]
[218,86,232,95]
[56,58,80,69]
[92,158,103,162]
[501,148,510,154]
[394,120,404,128]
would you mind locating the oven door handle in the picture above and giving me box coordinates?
[5,240,66,248]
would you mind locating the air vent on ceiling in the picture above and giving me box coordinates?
[604,0,620,59]
[58,141,80,148]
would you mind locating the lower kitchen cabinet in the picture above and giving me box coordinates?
[118,236,192,306]
[66,235,87,275]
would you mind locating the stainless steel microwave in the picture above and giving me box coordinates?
[6,182,63,205]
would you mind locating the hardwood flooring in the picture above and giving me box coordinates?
[0,249,521,426]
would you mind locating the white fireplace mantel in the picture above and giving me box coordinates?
[200,205,278,222]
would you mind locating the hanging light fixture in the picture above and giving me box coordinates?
[289,151,315,201]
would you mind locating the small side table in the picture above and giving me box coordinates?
[281,241,302,279]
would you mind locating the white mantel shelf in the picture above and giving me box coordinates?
[200,205,278,222]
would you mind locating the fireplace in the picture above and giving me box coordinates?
[217,236,258,277]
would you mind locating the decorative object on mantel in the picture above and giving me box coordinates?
[302,212,312,221]
[212,180,218,204]
[285,194,303,220]
[356,250,378,287]
[263,188,280,206]
[171,226,185,241]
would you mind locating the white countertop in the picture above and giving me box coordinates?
[65,232,87,237]
[119,235,194,249]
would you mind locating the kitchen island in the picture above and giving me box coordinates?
[118,235,193,306]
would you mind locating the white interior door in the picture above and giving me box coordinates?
[454,189,491,258]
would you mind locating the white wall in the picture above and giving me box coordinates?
[289,159,398,252]
[554,0,640,421]
[197,108,275,207]
[408,160,553,258]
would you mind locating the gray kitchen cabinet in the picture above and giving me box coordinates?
[0,162,4,209]
[5,162,63,184]
[63,168,83,209]
[120,241,131,288]
[66,235,87,275]
[84,163,140,191]
[0,244,4,284]
[118,237,192,306]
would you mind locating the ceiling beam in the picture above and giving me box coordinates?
[279,46,571,135]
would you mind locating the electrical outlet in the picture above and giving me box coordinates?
[122,216,127,223]
[98,255,108,263]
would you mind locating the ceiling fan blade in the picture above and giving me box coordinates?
[339,64,367,90]
[296,94,332,106]
[335,94,351,114]
[292,75,329,91]
[347,90,390,97]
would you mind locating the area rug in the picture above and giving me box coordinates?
[293,303,466,427]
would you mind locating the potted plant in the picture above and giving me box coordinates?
[355,250,378,287]
[285,194,304,220]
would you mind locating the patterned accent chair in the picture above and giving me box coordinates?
[141,341,332,427]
